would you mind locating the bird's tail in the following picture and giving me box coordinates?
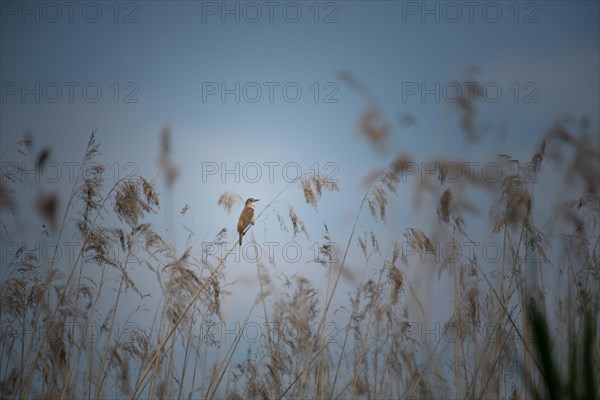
[239,231,243,246]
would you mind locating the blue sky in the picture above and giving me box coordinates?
[1,0,599,396]
[2,1,598,233]
[3,0,598,250]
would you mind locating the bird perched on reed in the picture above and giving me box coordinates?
[237,198,259,245]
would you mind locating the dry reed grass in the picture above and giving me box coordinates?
[0,76,598,400]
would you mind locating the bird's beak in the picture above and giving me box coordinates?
[255,199,260,202]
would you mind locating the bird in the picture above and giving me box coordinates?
[237,198,259,245]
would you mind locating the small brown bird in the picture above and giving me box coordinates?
[237,198,259,245]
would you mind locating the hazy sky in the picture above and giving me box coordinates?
[2,0,598,231]
[1,1,599,395]
[2,0,598,267]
